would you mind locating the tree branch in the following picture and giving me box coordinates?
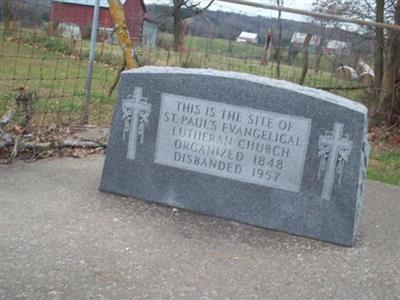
[0,108,16,149]
[183,0,215,19]
[0,108,16,129]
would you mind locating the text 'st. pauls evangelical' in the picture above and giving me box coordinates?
[155,94,312,192]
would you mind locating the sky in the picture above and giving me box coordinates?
[145,0,315,22]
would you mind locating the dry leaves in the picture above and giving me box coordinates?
[0,125,108,164]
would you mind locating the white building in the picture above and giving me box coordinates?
[142,18,158,48]
[58,22,81,39]
[291,32,320,47]
[236,32,258,44]
[325,40,350,55]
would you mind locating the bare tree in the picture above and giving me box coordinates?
[314,24,326,73]
[345,0,400,125]
[299,33,313,85]
[3,0,13,34]
[377,0,400,126]
[261,29,273,65]
[312,0,400,126]
[274,0,283,78]
[311,0,349,73]
[172,0,215,51]
[375,0,385,92]
[13,0,20,31]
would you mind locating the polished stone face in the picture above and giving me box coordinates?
[100,67,370,246]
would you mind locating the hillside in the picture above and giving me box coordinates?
[0,1,373,54]
[147,4,373,53]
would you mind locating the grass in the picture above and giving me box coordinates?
[158,32,336,71]
[18,29,365,98]
[367,149,400,186]
[151,33,367,102]
[1,28,367,126]
[0,35,117,126]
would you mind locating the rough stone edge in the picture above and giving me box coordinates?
[123,66,368,114]
[352,114,371,244]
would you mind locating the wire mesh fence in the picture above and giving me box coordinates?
[0,0,122,127]
[0,0,376,128]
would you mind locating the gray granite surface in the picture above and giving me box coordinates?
[100,67,369,246]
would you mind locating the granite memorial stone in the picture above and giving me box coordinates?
[100,67,370,246]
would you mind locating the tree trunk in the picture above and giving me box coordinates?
[299,34,313,85]
[172,0,183,51]
[274,0,283,79]
[314,25,326,73]
[261,29,272,65]
[177,20,187,62]
[173,16,182,51]
[374,0,385,93]
[13,0,20,32]
[107,0,137,69]
[172,0,214,52]
[377,0,400,126]
[3,0,13,35]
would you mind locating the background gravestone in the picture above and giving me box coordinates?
[100,67,370,246]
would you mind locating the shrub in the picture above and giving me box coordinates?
[157,34,173,51]
[81,26,92,40]
[22,32,74,55]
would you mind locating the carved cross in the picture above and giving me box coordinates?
[122,87,152,160]
[318,122,353,200]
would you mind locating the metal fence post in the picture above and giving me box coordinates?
[82,0,101,125]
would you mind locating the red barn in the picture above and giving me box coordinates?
[50,0,146,43]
